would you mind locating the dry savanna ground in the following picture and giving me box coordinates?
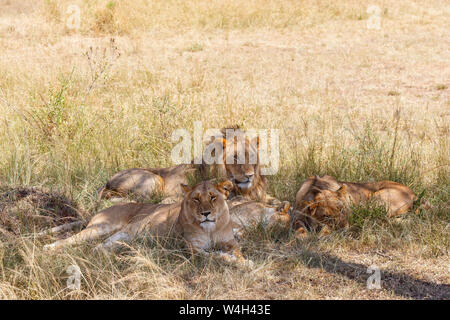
[0,0,449,299]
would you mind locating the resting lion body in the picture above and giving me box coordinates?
[98,128,269,203]
[97,164,196,201]
[44,181,243,259]
[227,196,291,237]
[43,181,290,253]
[293,175,418,235]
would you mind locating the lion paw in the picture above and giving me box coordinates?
[216,251,253,269]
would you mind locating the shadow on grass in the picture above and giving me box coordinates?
[300,249,450,300]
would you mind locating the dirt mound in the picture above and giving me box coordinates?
[0,187,80,237]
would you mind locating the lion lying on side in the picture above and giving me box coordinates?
[44,180,289,265]
[43,181,290,256]
[293,175,420,236]
[97,128,269,203]
[44,180,246,260]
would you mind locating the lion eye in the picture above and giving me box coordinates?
[192,198,200,203]
[211,196,217,202]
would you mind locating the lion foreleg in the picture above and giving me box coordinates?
[43,223,115,251]
[37,221,85,237]
[216,239,253,268]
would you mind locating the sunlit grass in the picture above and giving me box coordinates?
[0,0,448,299]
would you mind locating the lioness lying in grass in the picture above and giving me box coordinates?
[44,180,248,261]
[43,180,289,265]
[293,175,424,236]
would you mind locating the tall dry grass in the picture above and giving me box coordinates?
[0,0,448,299]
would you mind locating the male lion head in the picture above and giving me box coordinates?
[180,180,234,232]
[295,184,350,231]
[206,128,267,202]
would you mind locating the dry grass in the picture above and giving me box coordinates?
[0,0,448,299]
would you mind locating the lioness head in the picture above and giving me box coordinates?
[180,180,234,232]
[207,128,266,201]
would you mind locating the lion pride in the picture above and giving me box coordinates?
[44,180,250,263]
[43,180,290,255]
[98,128,269,203]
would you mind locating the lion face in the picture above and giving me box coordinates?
[205,128,267,201]
[221,131,260,191]
[181,180,233,232]
[224,145,258,190]
[309,190,344,217]
[299,185,350,229]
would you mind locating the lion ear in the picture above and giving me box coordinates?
[216,180,233,198]
[180,183,192,194]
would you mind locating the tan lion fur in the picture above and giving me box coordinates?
[293,175,418,236]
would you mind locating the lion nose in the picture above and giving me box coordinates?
[201,211,211,217]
